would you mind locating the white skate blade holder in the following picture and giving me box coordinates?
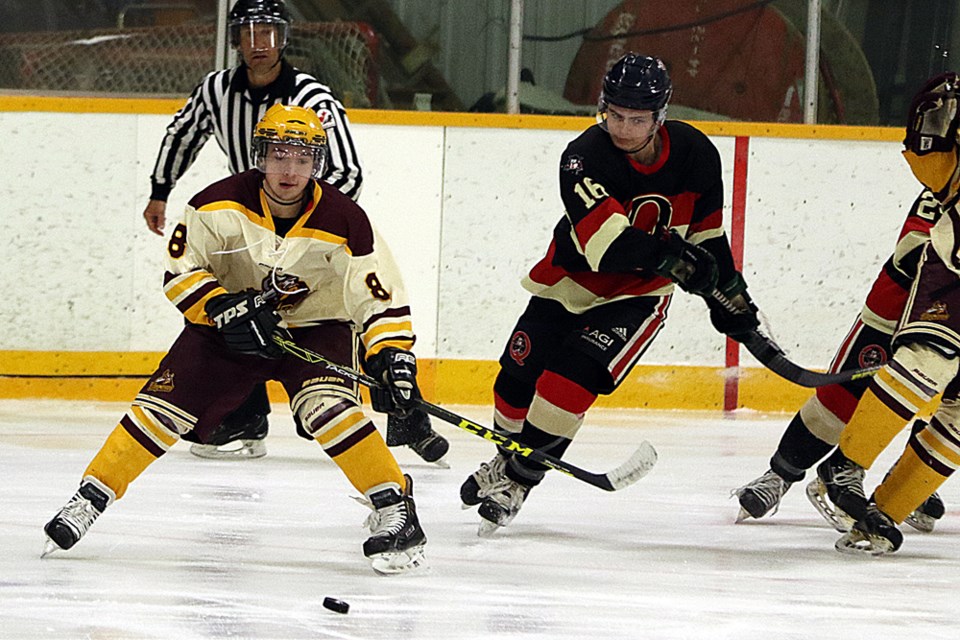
[835,530,896,557]
[369,546,427,575]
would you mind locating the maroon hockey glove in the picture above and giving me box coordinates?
[707,273,759,342]
[654,230,719,295]
[365,348,421,417]
[206,290,285,358]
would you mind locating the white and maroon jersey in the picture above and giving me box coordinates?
[862,189,941,333]
[162,170,413,358]
[523,120,737,313]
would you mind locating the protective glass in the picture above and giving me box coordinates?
[230,19,288,50]
[257,143,325,179]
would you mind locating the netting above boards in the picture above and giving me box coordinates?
[0,21,380,108]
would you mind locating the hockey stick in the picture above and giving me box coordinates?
[272,334,657,491]
[711,291,881,388]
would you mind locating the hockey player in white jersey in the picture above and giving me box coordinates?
[42,105,427,574]
[807,72,960,555]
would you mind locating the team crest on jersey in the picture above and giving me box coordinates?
[509,330,531,366]
[561,154,584,175]
[317,108,336,130]
[920,301,949,321]
[628,194,673,231]
[147,369,175,393]
[858,344,887,369]
[262,272,309,310]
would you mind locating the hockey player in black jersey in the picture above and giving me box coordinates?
[460,53,761,535]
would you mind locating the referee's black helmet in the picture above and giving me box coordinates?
[228,0,291,48]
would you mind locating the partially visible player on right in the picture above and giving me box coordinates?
[733,188,946,532]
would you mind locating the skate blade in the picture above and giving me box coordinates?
[805,479,854,533]
[369,546,427,575]
[430,458,451,470]
[477,518,504,538]
[835,530,894,557]
[735,507,753,524]
[41,536,61,559]
[904,511,936,533]
[189,440,267,460]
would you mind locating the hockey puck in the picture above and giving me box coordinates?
[323,597,349,614]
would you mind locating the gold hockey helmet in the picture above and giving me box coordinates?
[253,104,328,179]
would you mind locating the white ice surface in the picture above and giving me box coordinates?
[2,400,959,639]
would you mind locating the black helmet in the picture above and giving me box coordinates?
[598,53,672,124]
[228,0,291,48]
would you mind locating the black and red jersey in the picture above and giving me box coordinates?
[862,189,940,330]
[523,120,737,312]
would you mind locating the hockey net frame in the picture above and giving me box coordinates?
[0,21,379,108]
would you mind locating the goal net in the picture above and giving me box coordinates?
[0,21,379,108]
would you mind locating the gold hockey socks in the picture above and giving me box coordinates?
[84,419,166,500]
[875,417,958,522]
[313,410,404,494]
[839,366,935,468]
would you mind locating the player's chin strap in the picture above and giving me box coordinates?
[271,333,657,492]
[710,290,881,388]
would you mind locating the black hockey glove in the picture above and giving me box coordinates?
[654,230,718,296]
[706,273,760,342]
[365,347,421,417]
[206,290,284,358]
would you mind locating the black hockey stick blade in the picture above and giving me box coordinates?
[709,290,880,387]
[272,334,657,491]
[738,331,880,388]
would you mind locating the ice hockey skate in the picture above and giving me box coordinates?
[835,502,903,556]
[806,455,867,532]
[733,469,793,522]
[386,410,450,466]
[477,477,532,537]
[362,474,427,575]
[42,476,115,558]
[189,412,268,459]
[904,490,945,532]
[460,453,509,508]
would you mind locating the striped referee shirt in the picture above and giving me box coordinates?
[150,60,363,202]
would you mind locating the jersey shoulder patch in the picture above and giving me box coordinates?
[316,108,337,130]
[561,154,585,175]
